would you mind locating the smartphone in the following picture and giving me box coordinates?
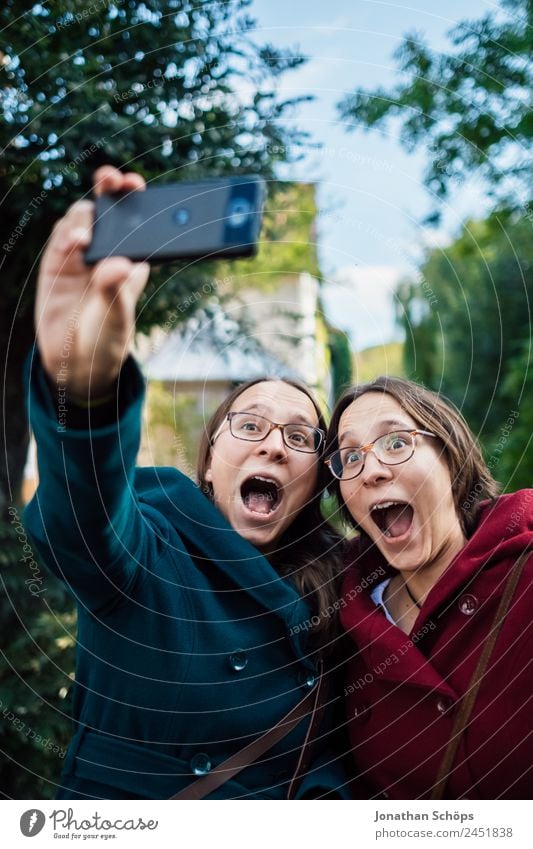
[84,175,266,265]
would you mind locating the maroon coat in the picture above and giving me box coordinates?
[340,490,533,799]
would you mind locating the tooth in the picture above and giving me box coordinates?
[372,501,402,512]
[253,476,278,487]
[373,502,392,511]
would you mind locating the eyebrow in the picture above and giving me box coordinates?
[339,419,414,447]
[235,405,318,427]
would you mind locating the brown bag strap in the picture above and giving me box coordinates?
[287,658,326,799]
[170,661,324,800]
[431,549,530,800]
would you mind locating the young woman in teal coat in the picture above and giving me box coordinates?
[23,166,349,800]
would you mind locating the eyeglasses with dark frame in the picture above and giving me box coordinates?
[325,429,436,480]
[211,411,325,454]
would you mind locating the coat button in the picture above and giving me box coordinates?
[190,753,212,776]
[458,594,478,615]
[353,703,371,723]
[228,649,248,672]
[298,670,316,689]
[436,696,454,716]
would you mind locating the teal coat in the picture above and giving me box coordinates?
[24,354,349,800]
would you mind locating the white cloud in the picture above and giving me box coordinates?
[321,264,404,350]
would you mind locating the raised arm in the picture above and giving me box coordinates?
[24,168,156,611]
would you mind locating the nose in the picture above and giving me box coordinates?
[359,448,392,486]
[256,426,288,461]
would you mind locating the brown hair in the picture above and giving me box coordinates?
[197,377,343,648]
[325,375,499,537]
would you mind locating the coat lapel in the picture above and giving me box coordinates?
[342,568,456,697]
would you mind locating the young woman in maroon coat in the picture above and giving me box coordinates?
[325,376,533,799]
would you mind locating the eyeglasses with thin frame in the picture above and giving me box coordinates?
[211,411,325,454]
[325,429,436,480]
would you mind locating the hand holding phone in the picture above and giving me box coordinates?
[35,166,150,399]
[84,176,266,265]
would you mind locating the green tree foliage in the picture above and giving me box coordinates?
[352,341,404,384]
[396,210,532,489]
[0,0,310,798]
[497,339,533,490]
[338,0,532,489]
[328,327,353,400]
[0,516,75,799]
[338,0,532,210]
[395,278,441,389]
[0,0,309,509]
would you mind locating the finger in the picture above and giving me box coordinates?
[62,199,94,231]
[42,203,93,275]
[50,202,93,255]
[126,260,150,301]
[57,225,93,259]
[92,257,150,302]
[91,256,135,293]
[93,166,146,197]
[120,172,146,192]
[93,166,124,196]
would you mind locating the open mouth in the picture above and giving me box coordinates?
[371,501,414,539]
[241,475,282,516]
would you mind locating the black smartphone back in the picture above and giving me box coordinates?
[84,176,266,265]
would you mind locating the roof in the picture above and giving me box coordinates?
[141,317,300,383]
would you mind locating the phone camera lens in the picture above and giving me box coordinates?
[172,208,190,225]
[227,198,252,228]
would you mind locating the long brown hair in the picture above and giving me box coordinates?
[325,376,499,536]
[197,377,343,646]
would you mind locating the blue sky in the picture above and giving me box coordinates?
[250,0,494,349]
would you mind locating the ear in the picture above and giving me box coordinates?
[204,455,213,483]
